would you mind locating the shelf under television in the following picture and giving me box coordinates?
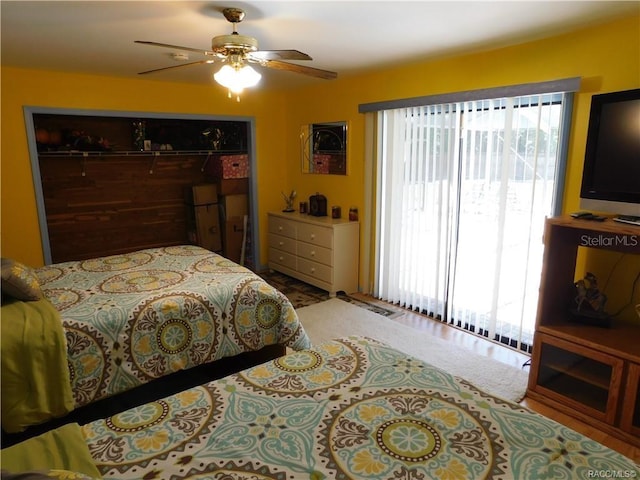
[538,322,640,363]
[542,358,612,390]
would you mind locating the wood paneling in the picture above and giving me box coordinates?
[39,154,212,262]
[32,113,250,263]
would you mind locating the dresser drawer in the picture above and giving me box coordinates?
[298,258,332,283]
[297,223,332,248]
[268,247,297,270]
[268,233,296,254]
[297,241,332,266]
[269,217,297,239]
[268,212,358,297]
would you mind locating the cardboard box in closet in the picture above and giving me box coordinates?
[186,183,218,205]
[223,217,245,264]
[184,184,222,252]
[221,194,248,219]
[220,194,248,263]
[216,178,249,195]
[209,154,249,179]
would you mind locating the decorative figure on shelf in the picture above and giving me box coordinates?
[281,190,297,212]
[202,127,224,150]
[571,272,610,327]
[133,120,146,151]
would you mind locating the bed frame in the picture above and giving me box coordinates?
[1,344,285,448]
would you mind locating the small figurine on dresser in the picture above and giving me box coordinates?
[281,190,296,212]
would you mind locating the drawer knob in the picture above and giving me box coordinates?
[279,256,284,261]
[310,234,315,239]
[279,241,284,246]
[311,250,315,256]
[310,268,315,273]
[278,226,283,231]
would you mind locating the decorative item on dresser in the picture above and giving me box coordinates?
[268,211,359,297]
[281,190,297,213]
[527,215,640,448]
[308,192,328,217]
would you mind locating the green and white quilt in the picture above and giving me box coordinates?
[34,245,310,410]
[74,336,637,479]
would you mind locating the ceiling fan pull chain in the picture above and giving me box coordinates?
[224,89,240,102]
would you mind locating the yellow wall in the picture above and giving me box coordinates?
[284,13,640,321]
[285,14,639,215]
[2,15,639,318]
[1,69,294,266]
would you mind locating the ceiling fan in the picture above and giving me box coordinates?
[135,7,337,98]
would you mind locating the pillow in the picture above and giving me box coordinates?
[1,258,43,301]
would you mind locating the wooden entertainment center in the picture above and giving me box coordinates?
[527,216,640,447]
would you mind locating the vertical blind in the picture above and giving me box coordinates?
[374,92,571,353]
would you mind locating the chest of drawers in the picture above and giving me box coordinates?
[268,211,359,296]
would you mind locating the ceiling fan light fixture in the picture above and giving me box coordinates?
[214,64,262,99]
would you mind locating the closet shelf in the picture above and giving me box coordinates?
[38,150,245,157]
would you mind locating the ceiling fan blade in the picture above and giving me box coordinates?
[264,60,337,80]
[135,40,215,56]
[249,50,312,61]
[138,60,215,75]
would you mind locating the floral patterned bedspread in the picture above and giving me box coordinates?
[82,336,638,479]
[36,245,310,408]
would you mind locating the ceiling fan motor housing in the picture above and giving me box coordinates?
[211,33,258,56]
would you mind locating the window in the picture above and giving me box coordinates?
[367,82,577,353]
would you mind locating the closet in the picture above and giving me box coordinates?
[30,111,251,264]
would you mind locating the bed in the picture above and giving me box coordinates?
[0,245,310,434]
[2,336,637,479]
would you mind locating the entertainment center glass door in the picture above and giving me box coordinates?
[534,333,623,424]
[622,363,640,436]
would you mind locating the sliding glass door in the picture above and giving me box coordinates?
[375,93,569,353]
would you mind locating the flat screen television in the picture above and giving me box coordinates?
[579,88,640,217]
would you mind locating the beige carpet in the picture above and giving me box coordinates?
[296,298,529,403]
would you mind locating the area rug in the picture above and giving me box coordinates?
[259,271,400,317]
[259,271,329,308]
[296,298,529,403]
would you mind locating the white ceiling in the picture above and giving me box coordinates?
[2,1,639,91]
